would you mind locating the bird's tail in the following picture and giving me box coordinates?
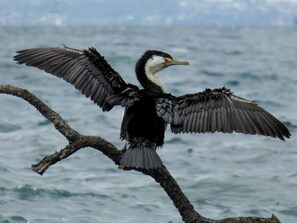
[120,138,163,169]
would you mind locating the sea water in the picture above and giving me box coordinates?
[0,26,296,223]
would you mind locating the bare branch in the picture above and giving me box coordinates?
[0,84,282,223]
[31,135,123,175]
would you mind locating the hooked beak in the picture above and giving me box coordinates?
[165,59,190,67]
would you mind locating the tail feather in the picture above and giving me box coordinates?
[120,139,163,169]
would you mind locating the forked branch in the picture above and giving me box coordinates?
[0,84,282,223]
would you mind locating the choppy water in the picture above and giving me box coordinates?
[0,26,296,223]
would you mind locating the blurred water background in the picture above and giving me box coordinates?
[0,26,296,223]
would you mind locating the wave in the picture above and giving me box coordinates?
[0,123,22,133]
[0,215,28,223]
[0,185,109,201]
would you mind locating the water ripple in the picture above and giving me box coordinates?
[0,123,22,133]
[12,185,109,201]
[0,215,28,223]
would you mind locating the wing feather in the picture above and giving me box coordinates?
[198,109,204,132]
[226,107,233,133]
[14,46,132,111]
[211,109,217,133]
[155,87,290,140]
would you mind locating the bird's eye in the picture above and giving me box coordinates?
[165,57,172,63]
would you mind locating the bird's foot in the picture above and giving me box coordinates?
[118,164,134,171]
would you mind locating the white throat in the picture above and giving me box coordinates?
[144,56,165,91]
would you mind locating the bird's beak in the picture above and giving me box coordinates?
[165,59,190,67]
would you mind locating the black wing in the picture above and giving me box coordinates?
[156,87,291,140]
[14,46,136,111]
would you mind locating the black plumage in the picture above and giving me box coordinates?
[14,46,291,169]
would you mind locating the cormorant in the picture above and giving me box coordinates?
[14,46,291,169]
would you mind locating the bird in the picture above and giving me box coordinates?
[14,46,291,169]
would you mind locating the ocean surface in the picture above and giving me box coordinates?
[0,26,296,223]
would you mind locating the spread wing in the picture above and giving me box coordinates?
[156,87,291,140]
[14,46,136,111]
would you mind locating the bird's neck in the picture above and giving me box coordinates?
[136,61,165,94]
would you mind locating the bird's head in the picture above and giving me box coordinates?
[138,50,189,75]
[136,50,189,92]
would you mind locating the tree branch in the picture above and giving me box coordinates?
[0,84,282,223]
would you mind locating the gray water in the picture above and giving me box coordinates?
[0,26,296,223]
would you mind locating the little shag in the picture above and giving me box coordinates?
[14,46,291,169]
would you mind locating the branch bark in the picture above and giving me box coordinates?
[0,84,282,223]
